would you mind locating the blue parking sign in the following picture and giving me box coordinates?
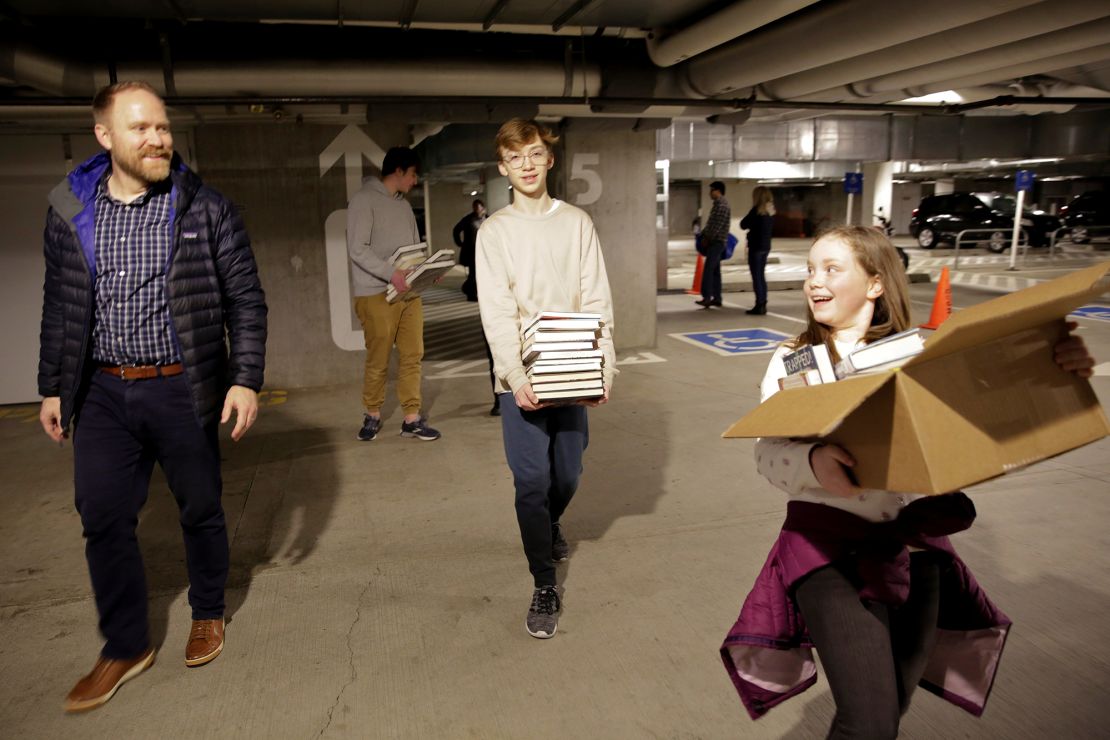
[1015,170,1035,192]
[670,328,791,357]
[844,172,863,194]
[1070,305,1110,322]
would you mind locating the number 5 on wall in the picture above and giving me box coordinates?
[571,153,603,206]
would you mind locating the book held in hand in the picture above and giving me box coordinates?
[778,344,837,390]
[523,311,603,337]
[389,242,430,270]
[833,328,927,378]
[385,247,456,303]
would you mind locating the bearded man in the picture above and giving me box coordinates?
[37,81,267,711]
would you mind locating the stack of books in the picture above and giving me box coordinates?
[385,242,456,303]
[523,311,605,402]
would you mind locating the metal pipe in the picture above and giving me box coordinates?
[3,93,1104,113]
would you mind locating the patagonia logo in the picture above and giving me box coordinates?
[183,231,199,239]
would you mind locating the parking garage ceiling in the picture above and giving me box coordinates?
[1,0,1108,138]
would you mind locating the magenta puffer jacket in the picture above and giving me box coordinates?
[721,494,1011,720]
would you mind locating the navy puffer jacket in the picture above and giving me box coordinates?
[38,151,267,428]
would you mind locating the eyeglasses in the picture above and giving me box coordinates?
[503,149,550,169]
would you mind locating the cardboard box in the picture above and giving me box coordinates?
[723,261,1110,494]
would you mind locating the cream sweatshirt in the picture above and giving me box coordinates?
[476,200,617,395]
[754,338,925,523]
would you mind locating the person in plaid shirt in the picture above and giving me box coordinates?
[696,180,731,309]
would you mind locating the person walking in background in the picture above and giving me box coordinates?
[741,186,775,315]
[453,198,499,415]
[696,180,730,309]
[453,198,486,302]
[346,146,441,443]
[477,118,616,639]
[37,81,267,711]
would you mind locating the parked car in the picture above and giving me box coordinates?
[908,192,1062,251]
[1060,191,1110,243]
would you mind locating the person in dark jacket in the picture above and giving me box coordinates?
[696,181,730,309]
[740,186,775,315]
[37,81,267,712]
[453,198,486,302]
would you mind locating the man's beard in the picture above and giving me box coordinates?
[113,145,172,186]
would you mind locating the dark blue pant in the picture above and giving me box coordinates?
[748,248,770,305]
[73,372,228,659]
[794,554,941,739]
[499,393,588,587]
[701,241,725,302]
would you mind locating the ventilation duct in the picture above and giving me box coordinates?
[679,0,1041,96]
[646,0,819,67]
[758,0,1110,101]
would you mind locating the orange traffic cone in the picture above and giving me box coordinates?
[686,254,705,296]
[920,266,952,330]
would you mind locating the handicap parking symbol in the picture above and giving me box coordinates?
[670,327,791,357]
[1070,305,1110,322]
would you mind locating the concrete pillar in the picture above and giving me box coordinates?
[194,123,378,387]
[559,127,657,350]
[934,179,955,195]
[862,161,894,229]
[482,165,511,213]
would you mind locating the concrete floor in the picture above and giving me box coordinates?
[2,248,1110,739]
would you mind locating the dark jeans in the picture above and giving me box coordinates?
[748,248,770,306]
[482,327,497,405]
[499,393,588,587]
[73,371,228,659]
[794,554,940,740]
[701,241,725,302]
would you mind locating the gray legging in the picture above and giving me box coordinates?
[794,553,941,740]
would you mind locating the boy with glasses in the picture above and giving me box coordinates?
[476,118,616,638]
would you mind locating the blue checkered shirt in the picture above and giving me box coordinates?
[702,195,731,245]
[91,176,181,365]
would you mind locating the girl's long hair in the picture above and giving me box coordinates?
[752,186,776,216]
[790,225,912,364]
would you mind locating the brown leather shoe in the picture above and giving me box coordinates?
[185,618,225,667]
[64,648,155,712]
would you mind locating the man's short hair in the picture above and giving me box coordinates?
[92,81,162,125]
[382,147,420,178]
[494,118,559,158]
[473,199,485,208]
[710,180,726,195]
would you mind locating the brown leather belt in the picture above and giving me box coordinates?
[99,363,184,380]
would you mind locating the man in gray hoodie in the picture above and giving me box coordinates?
[346,146,441,442]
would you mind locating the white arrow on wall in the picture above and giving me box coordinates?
[319,124,386,201]
[320,125,387,350]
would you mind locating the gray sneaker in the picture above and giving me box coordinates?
[526,585,561,639]
[400,416,441,441]
[356,414,381,441]
[551,522,569,562]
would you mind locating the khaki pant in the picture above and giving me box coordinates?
[354,294,424,416]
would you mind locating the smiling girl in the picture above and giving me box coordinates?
[720,226,1095,737]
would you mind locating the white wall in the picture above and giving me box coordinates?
[0,134,100,404]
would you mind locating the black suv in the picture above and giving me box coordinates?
[908,192,1062,251]
[1060,191,1110,243]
